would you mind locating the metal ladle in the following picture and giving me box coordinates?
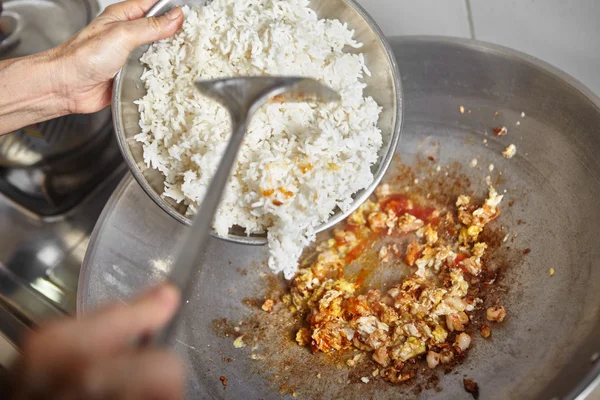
[155,77,340,345]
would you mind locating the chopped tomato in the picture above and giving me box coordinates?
[381,194,412,215]
[345,240,367,263]
[410,206,436,223]
[452,253,469,268]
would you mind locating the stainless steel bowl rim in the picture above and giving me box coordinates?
[112,0,403,245]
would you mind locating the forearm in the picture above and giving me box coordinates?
[0,0,183,137]
[0,51,68,135]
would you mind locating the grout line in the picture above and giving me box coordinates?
[465,0,476,39]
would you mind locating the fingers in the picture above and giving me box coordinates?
[83,350,185,400]
[102,0,164,21]
[23,283,180,368]
[97,2,184,55]
[118,7,184,51]
[15,346,185,399]
[79,283,181,353]
[13,285,183,399]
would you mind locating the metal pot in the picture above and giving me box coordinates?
[0,0,111,168]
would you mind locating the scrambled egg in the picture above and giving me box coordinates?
[287,184,507,383]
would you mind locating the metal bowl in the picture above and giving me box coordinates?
[112,0,402,245]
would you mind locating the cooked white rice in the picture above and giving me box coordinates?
[135,0,382,279]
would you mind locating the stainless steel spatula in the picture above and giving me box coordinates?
[155,77,339,345]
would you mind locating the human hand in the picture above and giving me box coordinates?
[0,0,183,135]
[7,284,184,400]
[53,0,184,114]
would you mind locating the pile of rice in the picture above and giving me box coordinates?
[135,0,383,279]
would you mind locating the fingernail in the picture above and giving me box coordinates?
[166,7,181,20]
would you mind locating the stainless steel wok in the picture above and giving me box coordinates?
[78,37,600,399]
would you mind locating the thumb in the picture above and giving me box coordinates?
[121,7,184,51]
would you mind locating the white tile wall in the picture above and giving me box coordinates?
[468,0,600,97]
[362,0,600,97]
[356,0,470,38]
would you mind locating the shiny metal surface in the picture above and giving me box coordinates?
[157,77,340,344]
[0,124,125,359]
[0,161,126,314]
[0,10,22,54]
[82,37,600,399]
[0,0,108,168]
[0,0,97,59]
[112,0,402,241]
[0,111,112,168]
[0,121,121,216]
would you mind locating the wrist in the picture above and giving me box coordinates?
[35,47,73,116]
[0,53,71,134]
[9,51,71,118]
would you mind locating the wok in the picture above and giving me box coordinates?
[79,37,600,399]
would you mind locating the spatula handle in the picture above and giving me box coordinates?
[154,116,249,346]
